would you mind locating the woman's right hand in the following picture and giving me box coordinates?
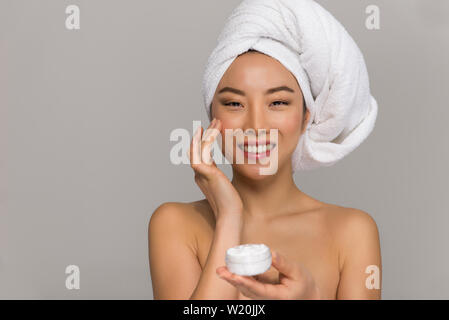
[189,118,243,221]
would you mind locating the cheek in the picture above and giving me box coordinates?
[218,118,240,130]
[271,112,303,160]
[212,103,240,129]
[216,118,239,149]
[216,116,244,142]
[283,117,302,135]
[273,112,303,137]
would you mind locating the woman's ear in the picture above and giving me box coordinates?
[301,108,311,135]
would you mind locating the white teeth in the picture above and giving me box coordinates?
[240,143,276,154]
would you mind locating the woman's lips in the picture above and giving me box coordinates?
[237,142,277,160]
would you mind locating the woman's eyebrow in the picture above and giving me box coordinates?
[218,85,295,96]
[218,87,245,96]
[265,86,295,94]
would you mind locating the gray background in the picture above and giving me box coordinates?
[1,0,448,299]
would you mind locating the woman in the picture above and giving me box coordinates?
[148,0,381,300]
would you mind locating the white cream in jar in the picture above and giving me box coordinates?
[225,244,272,276]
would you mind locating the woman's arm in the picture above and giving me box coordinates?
[148,202,201,299]
[148,202,243,299]
[149,119,245,299]
[190,214,243,299]
[336,209,382,299]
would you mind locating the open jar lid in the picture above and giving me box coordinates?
[225,244,271,264]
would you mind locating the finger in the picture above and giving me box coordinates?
[233,282,261,300]
[209,119,222,168]
[254,271,278,285]
[202,118,216,142]
[201,118,218,146]
[271,250,299,280]
[188,128,195,165]
[217,270,261,299]
[190,126,202,166]
[197,119,215,165]
[201,124,221,165]
[216,266,227,277]
[217,267,256,284]
[218,266,280,299]
[201,128,220,164]
[234,274,280,299]
[223,278,259,299]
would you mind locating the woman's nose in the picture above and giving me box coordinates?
[243,103,269,136]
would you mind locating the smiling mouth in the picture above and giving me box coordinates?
[237,142,277,155]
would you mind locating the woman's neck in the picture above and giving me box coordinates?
[231,162,302,220]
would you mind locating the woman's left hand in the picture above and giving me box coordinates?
[216,250,321,300]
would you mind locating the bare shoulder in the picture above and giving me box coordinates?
[148,201,214,299]
[314,201,379,238]
[316,202,381,270]
[297,194,379,248]
[327,205,379,237]
[148,200,214,237]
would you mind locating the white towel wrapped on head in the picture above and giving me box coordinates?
[201,0,378,172]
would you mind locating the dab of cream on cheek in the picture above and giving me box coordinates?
[225,244,272,276]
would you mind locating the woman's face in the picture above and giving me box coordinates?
[211,51,310,179]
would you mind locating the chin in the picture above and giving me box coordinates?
[232,163,279,180]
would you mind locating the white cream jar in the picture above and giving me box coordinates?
[225,244,272,276]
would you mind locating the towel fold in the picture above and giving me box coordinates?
[201,0,378,171]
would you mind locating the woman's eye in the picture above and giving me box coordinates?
[224,102,243,108]
[224,101,289,108]
[271,101,289,107]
